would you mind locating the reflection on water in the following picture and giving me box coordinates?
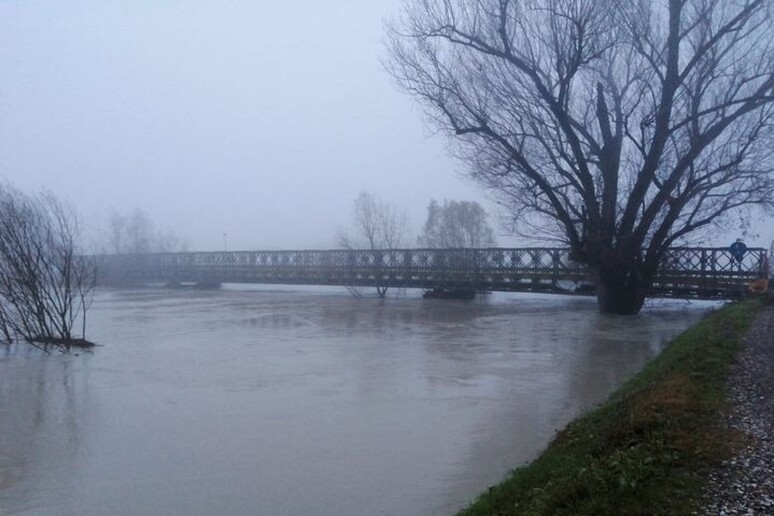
[0,287,716,516]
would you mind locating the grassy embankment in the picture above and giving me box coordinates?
[458,299,763,516]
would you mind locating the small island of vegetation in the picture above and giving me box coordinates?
[0,184,96,351]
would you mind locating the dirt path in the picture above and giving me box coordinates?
[702,305,774,514]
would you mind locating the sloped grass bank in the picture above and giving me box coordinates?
[458,300,762,516]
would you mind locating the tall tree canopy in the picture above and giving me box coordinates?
[418,199,497,248]
[107,209,188,255]
[387,0,774,313]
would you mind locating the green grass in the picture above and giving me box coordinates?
[458,300,763,516]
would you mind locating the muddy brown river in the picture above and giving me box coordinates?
[0,286,716,515]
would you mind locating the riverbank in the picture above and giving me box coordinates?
[458,299,764,516]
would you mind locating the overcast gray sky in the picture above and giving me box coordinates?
[0,0,505,251]
[1,1,771,252]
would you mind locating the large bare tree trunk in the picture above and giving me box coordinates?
[595,267,647,316]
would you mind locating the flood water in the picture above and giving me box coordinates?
[0,286,716,516]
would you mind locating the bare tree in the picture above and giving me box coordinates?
[338,191,408,297]
[387,0,774,313]
[108,209,188,254]
[0,185,96,350]
[418,199,496,248]
[339,191,408,250]
[101,209,188,287]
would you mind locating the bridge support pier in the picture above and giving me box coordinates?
[422,288,476,300]
[164,281,222,290]
[195,281,222,290]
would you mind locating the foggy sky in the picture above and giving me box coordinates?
[1,1,770,252]
[0,0,502,251]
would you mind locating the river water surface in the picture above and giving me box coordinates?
[0,287,716,515]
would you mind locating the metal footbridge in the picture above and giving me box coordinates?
[99,247,769,299]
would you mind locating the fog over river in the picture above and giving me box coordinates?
[0,286,717,516]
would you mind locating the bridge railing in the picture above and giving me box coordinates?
[659,247,768,277]
[132,248,590,278]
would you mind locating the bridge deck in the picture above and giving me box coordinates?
[99,247,769,300]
